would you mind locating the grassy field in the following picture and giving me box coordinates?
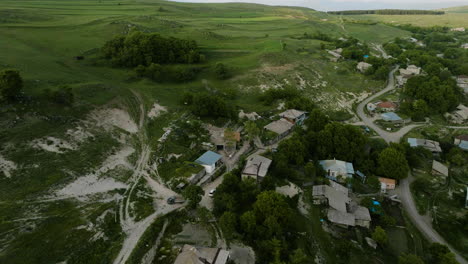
[344,6,468,28]
[0,0,418,263]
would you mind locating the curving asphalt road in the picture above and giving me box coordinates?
[356,67,422,143]
[356,67,468,264]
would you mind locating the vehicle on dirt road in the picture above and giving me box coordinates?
[167,195,185,204]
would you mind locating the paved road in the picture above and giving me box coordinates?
[398,176,467,264]
[356,68,468,264]
[356,67,422,143]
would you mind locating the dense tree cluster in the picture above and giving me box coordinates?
[102,31,201,67]
[0,69,23,102]
[213,173,304,263]
[403,76,460,114]
[328,10,444,15]
[135,63,198,83]
[183,92,237,120]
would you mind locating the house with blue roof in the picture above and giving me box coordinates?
[319,159,355,183]
[195,151,222,174]
[454,135,468,151]
[381,112,402,123]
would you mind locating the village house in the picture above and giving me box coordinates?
[349,204,372,228]
[381,112,403,123]
[399,65,421,77]
[328,48,343,62]
[174,244,230,264]
[195,151,222,174]
[242,155,272,183]
[407,138,442,153]
[279,109,308,125]
[264,118,295,142]
[366,103,377,112]
[462,43,468,49]
[319,159,355,182]
[378,177,396,193]
[376,101,397,112]
[456,75,468,93]
[207,126,241,153]
[357,61,372,73]
[454,104,468,121]
[454,135,468,151]
[432,160,449,177]
[312,182,371,228]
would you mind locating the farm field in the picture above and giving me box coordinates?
[346,6,468,28]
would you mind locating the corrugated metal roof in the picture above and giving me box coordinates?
[195,151,222,166]
[381,112,402,121]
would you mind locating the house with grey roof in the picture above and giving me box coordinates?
[279,109,308,125]
[432,160,449,177]
[174,244,230,264]
[242,155,272,183]
[407,138,442,153]
[357,62,372,73]
[313,182,371,228]
[263,118,294,143]
[319,159,354,182]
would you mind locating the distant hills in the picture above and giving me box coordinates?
[327,9,445,16]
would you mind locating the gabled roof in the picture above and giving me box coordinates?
[279,109,306,120]
[381,112,402,121]
[407,138,442,152]
[195,151,222,166]
[242,155,272,178]
[376,101,397,109]
[459,140,468,151]
[455,135,468,141]
[319,159,355,175]
[351,205,371,221]
[264,118,294,135]
[432,160,449,177]
[327,209,355,226]
[378,177,396,186]
[312,183,350,212]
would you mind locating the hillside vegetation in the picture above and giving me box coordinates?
[0,0,438,263]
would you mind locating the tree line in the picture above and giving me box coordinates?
[328,10,444,15]
[102,31,202,67]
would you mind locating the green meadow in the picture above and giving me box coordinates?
[0,0,420,263]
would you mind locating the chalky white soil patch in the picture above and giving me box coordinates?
[66,126,93,143]
[56,146,135,199]
[89,108,138,134]
[57,174,127,198]
[147,103,167,119]
[32,136,76,153]
[0,154,17,178]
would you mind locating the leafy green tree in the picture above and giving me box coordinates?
[182,185,204,209]
[372,226,387,246]
[380,215,396,227]
[304,162,316,178]
[289,248,307,264]
[429,243,459,264]
[215,63,229,79]
[373,66,389,80]
[0,69,23,101]
[377,147,409,180]
[244,121,260,142]
[219,211,238,240]
[51,85,74,106]
[411,99,429,121]
[398,253,425,264]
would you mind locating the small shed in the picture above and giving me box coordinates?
[378,177,396,192]
[195,151,222,174]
